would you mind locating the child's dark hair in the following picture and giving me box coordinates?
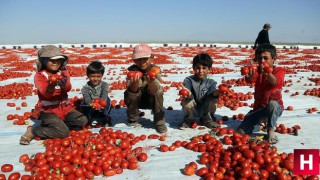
[86,61,105,76]
[192,53,213,68]
[255,44,277,59]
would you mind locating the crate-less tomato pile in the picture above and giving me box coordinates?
[0,44,320,179]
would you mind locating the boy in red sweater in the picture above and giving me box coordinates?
[19,45,88,145]
[238,44,285,144]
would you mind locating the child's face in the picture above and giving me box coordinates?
[256,51,275,67]
[133,57,152,70]
[45,59,62,72]
[88,73,103,86]
[193,63,210,80]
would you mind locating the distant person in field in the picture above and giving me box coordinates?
[179,53,220,129]
[20,45,88,145]
[81,61,112,127]
[238,44,285,144]
[124,44,167,134]
[253,23,272,49]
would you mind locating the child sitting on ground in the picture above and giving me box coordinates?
[179,53,220,129]
[124,44,167,134]
[20,45,88,145]
[238,44,285,144]
[81,61,112,127]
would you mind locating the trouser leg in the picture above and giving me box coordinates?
[64,110,88,131]
[124,90,142,122]
[181,99,197,123]
[265,100,283,130]
[32,112,70,139]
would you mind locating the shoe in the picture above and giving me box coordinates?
[201,116,219,129]
[101,116,112,127]
[237,128,246,135]
[180,121,191,129]
[267,135,279,144]
[156,124,167,134]
[210,113,217,122]
[20,136,32,145]
[127,120,141,127]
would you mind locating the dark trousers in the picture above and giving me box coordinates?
[32,110,88,139]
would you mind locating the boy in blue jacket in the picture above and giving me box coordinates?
[180,53,220,129]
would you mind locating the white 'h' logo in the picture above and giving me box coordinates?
[300,154,313,170]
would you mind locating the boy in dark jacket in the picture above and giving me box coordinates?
[124,44,167,134]
[180,53,220,129]
[81,61,112,127]
[238,44,285,144]
[20,45,88,145]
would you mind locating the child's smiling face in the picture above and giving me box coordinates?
[88,73,103,86]
[45,59,63,73]
[193,63,210,80]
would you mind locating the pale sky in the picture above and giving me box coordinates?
[0,0,319,44]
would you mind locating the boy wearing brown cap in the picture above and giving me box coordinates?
[19,45,88,145]
[124,44,167,134]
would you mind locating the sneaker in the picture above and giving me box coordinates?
[210,113,217,122]
[101,116,112,127]
[180,121,191,129]
[237,128,246,135]
[202,119,219,129]
[156,124,167,134]
[127,120,141,127]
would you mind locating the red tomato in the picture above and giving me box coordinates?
[138,153,148,162]
[128,162,138,170]
[184,165,195,176]
[150,67,160,75]
[239,167,252,178]
[8,172,20,180]
[218,84,229,93]
[190,122,197,129]
[188,162,198,170]
[241,67,249,75]
[1,164,13,172]
[264,66,273,74]
[19,154,29,164]
[48,75,58,83]
[127,71,136,78]
[179,88,189,97]
[197,167,209,177]
[249,65,258,72]
[99,100,107,107]
[147,70,157,79]
[160,144,169,152]
[0,174,5,180]
[104,168,116,176]
[262,61,270,67]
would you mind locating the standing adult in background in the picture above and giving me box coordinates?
[253,23,272,49]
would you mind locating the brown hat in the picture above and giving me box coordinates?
[38,45,67,60]
[36,45,68,71]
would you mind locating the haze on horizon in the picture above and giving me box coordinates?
[0,0,319,45]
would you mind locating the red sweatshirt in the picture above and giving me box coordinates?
[34,70,74,120]
[246,67,286,111]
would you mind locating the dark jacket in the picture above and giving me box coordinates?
[183,75,217,106]
[254,29,270,48]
